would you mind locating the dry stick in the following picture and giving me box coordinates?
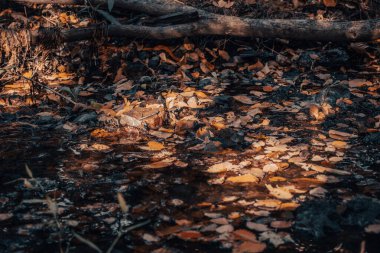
[11,0,380,41]
[17,74,78,105]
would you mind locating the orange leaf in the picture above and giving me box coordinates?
[142,141,165,151]
[176,230,202,240]
[323,0,337,7]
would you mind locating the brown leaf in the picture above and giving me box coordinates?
[226,174,259,183]
[176,230,202,240]
[233,229,257,242]
[233,241,266,253]
[270,221,293,229]
[142,158,175,169]
[147,141,165,151]
[365,224,380,234]
[233,95,255,105]
[219,50,231,61]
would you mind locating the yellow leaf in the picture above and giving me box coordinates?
[331,140,348,149]
[22,70,33,79]
[147,141,165,151]
[226,174,258,183]
[117,193,128,213]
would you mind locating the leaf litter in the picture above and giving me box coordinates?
[0,1,380,252]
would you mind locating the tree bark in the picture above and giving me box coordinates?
[8,0,380,42]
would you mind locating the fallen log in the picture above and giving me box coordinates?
[7,0,380,41]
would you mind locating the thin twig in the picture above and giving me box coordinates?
[106,219,150,253]
[73,232,103,253]
[16,73,78,105]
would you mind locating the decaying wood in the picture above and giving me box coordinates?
[7,0,380,41]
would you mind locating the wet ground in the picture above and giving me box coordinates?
[1,71,380,253]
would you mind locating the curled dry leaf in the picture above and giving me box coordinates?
[207,161,235,173]
[265,184,293,200]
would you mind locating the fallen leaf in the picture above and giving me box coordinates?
[365,224,380,234]
[265,184,293,200]
[142,233,160,242]
[246,222,270,232]
[270,221,293,229]
[142,158,175,169]
[259,231,294,247]
[226,174,259,183]
[263,163,279,173]
[176,230,202,240]
[91,143,111,151]
[0,213,13,221]
[233,95,255,105]
[323,0,337,7]
[331,140,349,149]
[216,224,234,233]
[254,199,282,209]
[348,79,372,88]
[147,141,165,151]
[233,229,258,242]
[233,241,267,253]
[207,161,235,173]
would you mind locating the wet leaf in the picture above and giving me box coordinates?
[226,174,259,183]
[246,222,270,232]
[365,224,380,234]
[233,229,257,242]
[216,224,234,233]
[207,161,235,173]
[323,0,337,7]
[176,230,202,240]
[266,184,293,200]
[259,231,294,247]
[233,241,267,253]
[147,141,165,151]
[0,213,13,221]
[233,95,255,105]
[270,221,293,229]
[142,159,175,169]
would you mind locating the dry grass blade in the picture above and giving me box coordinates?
[73,232,103,253]
[117,192,128,213]
[25,164,34,178]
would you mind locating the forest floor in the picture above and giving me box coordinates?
[1,1,380,253]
